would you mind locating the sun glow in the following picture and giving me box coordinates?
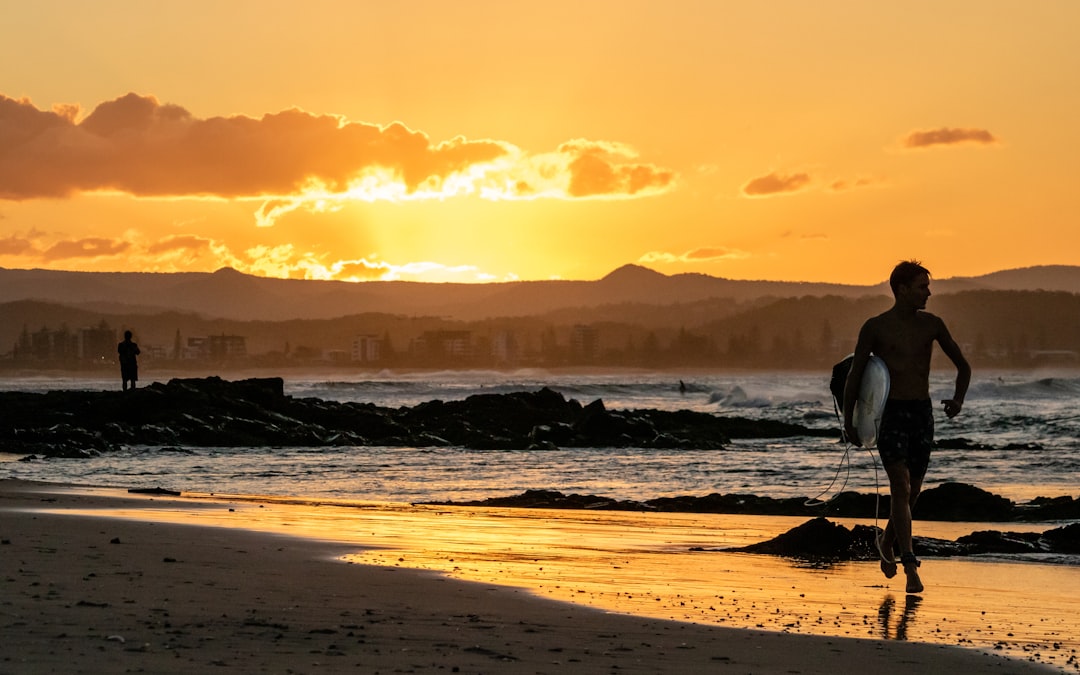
[248,142,677,229]
[3,1,1080,283]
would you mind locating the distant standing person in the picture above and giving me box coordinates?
[118,330,141,391]
[842,260,970,594]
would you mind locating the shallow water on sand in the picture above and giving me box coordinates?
[45,488,1080,673]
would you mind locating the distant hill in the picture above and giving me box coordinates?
[6,279,1080,370]
[1,263,1077,325]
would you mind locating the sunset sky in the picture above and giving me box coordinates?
[2,1,1078,285]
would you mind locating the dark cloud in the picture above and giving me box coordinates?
[0,93,510,200]
[827,177,879,192]
[741,172,811,197]
[41,237,131,261]
[146,235,213,255]
[0,93,677,205]
[0,235,35,255]
[902,127,998,149]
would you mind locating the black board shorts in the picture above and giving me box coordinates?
[877,399,934,479]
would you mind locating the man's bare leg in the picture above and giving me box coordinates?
[885,462,923,593]
[904,473,925,593]
[876,520,897,578]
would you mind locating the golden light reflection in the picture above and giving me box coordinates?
[41,490,1080,669]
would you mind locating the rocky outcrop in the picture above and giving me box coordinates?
[721,517,1080,562]
[0,376,832,458]
[429,483,1080,522]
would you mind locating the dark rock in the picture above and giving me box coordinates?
[936,437,991,450]
[723,518,1080,561]
[1017,495,1080,521]
[1041,522,1080,553]
[907,535,968,558]
[7,378,835,456]
[915,482,1014,521]
[436,488,650,511]
[426,482,1077,525]
[955,530,1044,554]
[1001,442,1044,451]
[529,422,576,446]
[734,517,855,559]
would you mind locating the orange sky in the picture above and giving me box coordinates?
[2,1,1078,285]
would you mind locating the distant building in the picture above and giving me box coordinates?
[491,330,519,364]
[32,326,76,360]
[571,325,599,361]
[412,330,472,360]
[80,321,116,362]
[351,334,382,363]
[182,334,247,360]
[183,336,209,360]
[10,320,123,364]
[325,349,350,363]
[209,334,247,359]
[142,344,168,360]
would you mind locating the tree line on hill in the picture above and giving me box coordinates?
[2,289,1078,371]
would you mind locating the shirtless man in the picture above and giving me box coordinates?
[843,260,970,593]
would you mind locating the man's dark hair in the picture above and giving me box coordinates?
[889,260,930,295]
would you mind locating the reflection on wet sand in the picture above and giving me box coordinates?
[878,594,922,640]
[43,489,1080,672]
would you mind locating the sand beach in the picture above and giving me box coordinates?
[1,479,1072,674]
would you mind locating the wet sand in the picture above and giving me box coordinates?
[0,479,1071,674]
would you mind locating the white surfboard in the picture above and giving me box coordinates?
[854,354,890,448]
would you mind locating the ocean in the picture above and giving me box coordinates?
[2,368,1078,505]
[4,368,1080,670]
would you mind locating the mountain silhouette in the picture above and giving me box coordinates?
[1,263,1077,323]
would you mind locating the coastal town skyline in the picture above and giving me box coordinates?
[3,1,1078,285]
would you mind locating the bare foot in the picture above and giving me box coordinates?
[882,559,898,579]
[905,568,924,594]
[901,553,923,594]
[875,531,897,579]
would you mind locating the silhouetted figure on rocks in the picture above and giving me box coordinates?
[118,330,141,391]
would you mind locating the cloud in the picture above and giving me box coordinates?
[741,171,812,197]
[827,176,882,192]
[304,257,492,283]
[0,93,677,220]
[41,237,131,261]
[0,234,35,256]
[321,259,392,282]
[901,127,999,149]
[231,250,497,283]
[557,140,676,198]
[0,225,505,283]
[638,247,750,265]
[145,234,214,255]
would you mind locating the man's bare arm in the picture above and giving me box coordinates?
[936,319,971,419]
